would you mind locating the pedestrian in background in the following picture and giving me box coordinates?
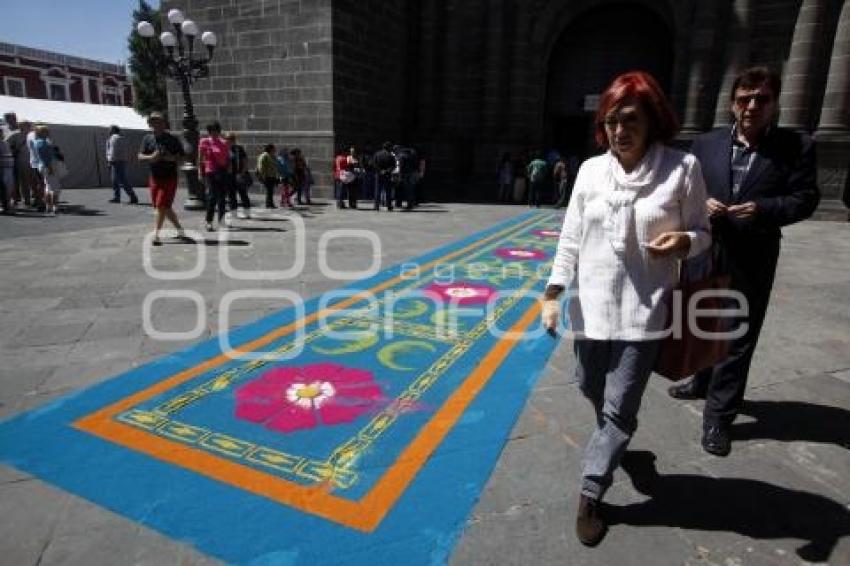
[198,121,231,231]
[257,144,279,209]
[373,141,396,211]
[553,155,571,208]
[542,71,711,547]
[333,147,348,209]
[34,125,61,216]
[276,147,294,208]
[138,112,188,246]
[291,148,311,205]
[345,146,362,209]
[106,125,138,204]
[498,152,514,202]
[3,113,29,208]
[26,122,45,210]
[0,131,13,214]
[526,151,548,208]
[225,132,251,219]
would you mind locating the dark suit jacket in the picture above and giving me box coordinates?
[690,126,820,243]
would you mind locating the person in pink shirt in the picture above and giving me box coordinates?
[198,121,231,231]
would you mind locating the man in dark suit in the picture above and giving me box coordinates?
[669,67,820,456]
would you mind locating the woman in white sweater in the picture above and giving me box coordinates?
[542,71,711,546]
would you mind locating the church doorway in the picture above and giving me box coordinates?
[544,2,674,161]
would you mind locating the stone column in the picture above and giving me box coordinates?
[817,0,850,135]
[682,1,724,133]
[815,0,850,207]
[713,0,753,127]
[779,0,832,131]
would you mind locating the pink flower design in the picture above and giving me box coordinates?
[424,281,497,305]
[235,363,384,433]
[532,229,561,238]
[494,247,548,261]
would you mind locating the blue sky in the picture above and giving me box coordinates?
[2,0,160,65]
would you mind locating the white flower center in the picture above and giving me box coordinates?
[286,381,335,409]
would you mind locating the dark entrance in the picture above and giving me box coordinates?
[544,3,674,160]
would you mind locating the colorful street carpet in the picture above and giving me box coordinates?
[0,211,565,565]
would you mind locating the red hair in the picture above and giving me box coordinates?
[593,71,679,148]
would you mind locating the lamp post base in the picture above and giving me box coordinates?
[183,196,206,211]
[180,165,206,211]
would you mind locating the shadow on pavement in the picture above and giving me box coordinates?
[228,226,286,233]
[734,400,850,449]
[7,205,105,218]
[198,238,251,247]
[609,450,850,562]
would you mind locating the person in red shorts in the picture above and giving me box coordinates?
[137,112,189,246]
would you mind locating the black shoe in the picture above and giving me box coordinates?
[108,198,120,203]
[576,494,607,546]
[668,379,707,400]
[702,424,731,457]
[129,196,139,205]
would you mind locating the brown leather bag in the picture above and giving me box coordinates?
[654,252,733,381]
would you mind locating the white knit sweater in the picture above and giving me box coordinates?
[547,143,711,340]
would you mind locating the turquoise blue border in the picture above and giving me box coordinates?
[0,210,563,565]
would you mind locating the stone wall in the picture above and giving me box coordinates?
[158,0,849,207]
[161,0,334,194]
[331,1,412,153]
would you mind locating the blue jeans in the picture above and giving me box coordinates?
[111,161,136,200]
[574,339,660,500]
[375,173,393,210]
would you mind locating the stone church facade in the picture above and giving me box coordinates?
[163,0,849,209]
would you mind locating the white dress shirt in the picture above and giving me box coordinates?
[548,143,711,340]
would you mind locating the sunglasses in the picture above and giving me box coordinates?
[734,93,772,107]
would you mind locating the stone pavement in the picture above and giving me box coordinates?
[1,188,848,565]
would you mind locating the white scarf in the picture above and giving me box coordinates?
[606,143,663,253]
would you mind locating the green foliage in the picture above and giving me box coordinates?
[128,0,168,118]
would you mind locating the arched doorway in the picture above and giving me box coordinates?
[544,3,674,160]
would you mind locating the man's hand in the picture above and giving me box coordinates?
[726,201,757,219]
[645,232,691,257]
[542,299,560,333]
[707,198,727,218]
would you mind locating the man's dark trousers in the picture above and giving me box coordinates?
[692,236,779,427]
[687,126,819,427]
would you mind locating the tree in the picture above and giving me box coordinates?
[128,0,168,118]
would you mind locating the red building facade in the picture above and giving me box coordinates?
[0,41,132,107]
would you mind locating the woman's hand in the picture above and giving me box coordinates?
[541,299,560,333]
[645,232,691,257]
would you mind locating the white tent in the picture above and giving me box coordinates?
[1,95,151,189]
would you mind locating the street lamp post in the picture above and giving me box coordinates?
[136,9,217,210]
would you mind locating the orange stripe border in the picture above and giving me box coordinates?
[73,215,546,532]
